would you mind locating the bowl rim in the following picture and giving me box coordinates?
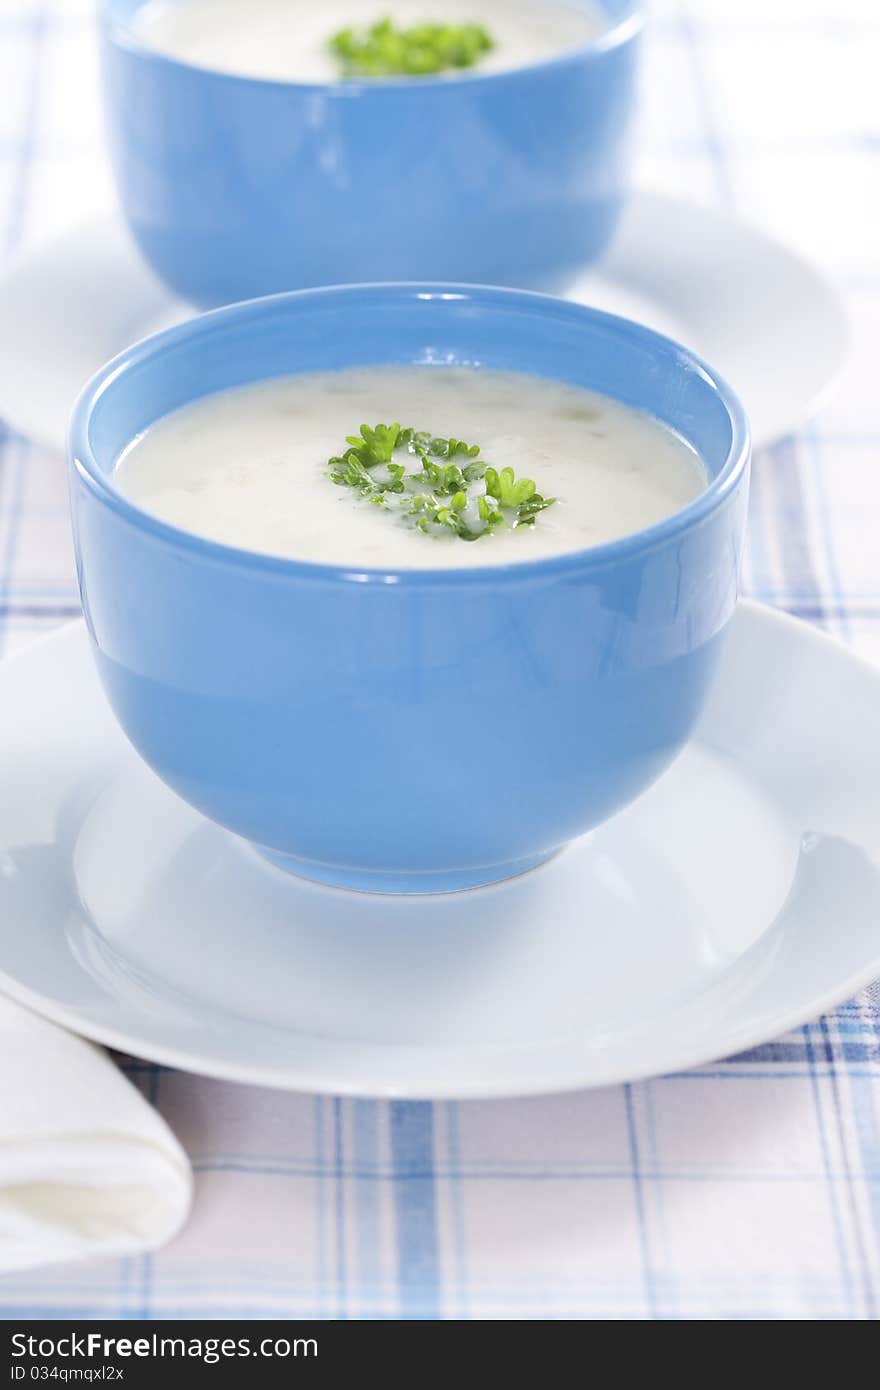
[100,0,644,93]
[70,281,751,588]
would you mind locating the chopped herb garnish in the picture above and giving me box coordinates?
[329,17,494,78]
[328,423,555,541]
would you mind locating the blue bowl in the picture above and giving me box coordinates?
[100,0,643,306]
[70,284,750,894]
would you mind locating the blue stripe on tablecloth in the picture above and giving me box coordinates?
[389,1102,440,1319]
[313,1095,329,1317]
[134,1064,162,1319]
[851,1056,880,1269]
[820,1016,879,1316]
[332,1097,349,1317]
[352,1100,382,1315]
[734,1041,880,1063]
[190,1159,878,1181]
[804,1017,857,1315]
[761,439,832,626]
[443,1102,469,1319]
[642,1080,678,1318]
[0,601,81,619]
[190,1163,876,1183]
[624,1084,657,1318]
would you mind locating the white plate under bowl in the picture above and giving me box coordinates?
[0,603,878,1098]
[0,192,847,454]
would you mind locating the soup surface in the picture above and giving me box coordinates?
[113,367,708,570]
[129,0,606,82]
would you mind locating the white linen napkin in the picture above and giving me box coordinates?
[0,996,192,1274]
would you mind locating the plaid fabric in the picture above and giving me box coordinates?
[0,0,878,1320]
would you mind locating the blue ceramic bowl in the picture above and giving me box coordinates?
[100,0,643,306]
[70,284,750,894]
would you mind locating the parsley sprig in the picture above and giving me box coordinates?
[330,18,494,78]
[328,424,555,541]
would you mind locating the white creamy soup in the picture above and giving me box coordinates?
[114,367,707,570]
[130,0,606,83]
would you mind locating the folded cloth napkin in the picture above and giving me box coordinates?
[0,996,191,1274]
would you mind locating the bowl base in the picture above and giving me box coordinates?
[251,844,560,896]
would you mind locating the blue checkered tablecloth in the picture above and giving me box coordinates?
[0,0,878,1320]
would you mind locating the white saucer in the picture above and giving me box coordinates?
[1,603,878,1098]
[0,192,847,453]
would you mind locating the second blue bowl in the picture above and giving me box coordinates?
[100,0,643,306]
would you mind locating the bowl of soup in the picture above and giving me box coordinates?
[100,0,643,306]
[70,284,750,894]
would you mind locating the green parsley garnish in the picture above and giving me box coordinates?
[329,17,494,78]
[328,424,555,541]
